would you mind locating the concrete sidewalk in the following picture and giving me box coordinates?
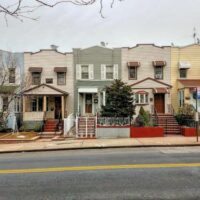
[0,135,200,153]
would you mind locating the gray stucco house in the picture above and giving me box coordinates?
[73,46,121,116]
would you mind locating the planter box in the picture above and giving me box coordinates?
[130,127,164,138]
[181,127,196,137]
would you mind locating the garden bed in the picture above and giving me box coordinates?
[0,132,40,143]
[130,127,164,138]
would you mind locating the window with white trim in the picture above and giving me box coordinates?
[106,65,114,79]
[14,97,20,112]
[135,93,148,104]
[154,66,163,79]
[2,97,8,111]
[30,97,43,112]
[81,65,89,79]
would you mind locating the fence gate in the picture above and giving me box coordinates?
[76,116,97,138]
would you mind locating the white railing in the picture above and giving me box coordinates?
[64,113,75,137]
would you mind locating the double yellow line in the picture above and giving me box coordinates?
[0,163,200,174]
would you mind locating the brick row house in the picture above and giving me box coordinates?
[22,48,74,131]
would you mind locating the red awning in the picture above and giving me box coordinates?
[152,61,166,67]
[127,62,140,67]
[136,90,148,94]
[153,88,169,94]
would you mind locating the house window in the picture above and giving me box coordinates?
[180,69,187,78]
[2,97,8,111]
[57,72,66,85]
[129,66,137,79]
[31,97,43,112]
[135,93,148,104]
[154,66,163,79]
[31,98,37,111]
[9,68,15,83]
[14,97,20,112]
[106,65,114,79]
[81,65,89,79]
[46,78,53,84]
[32,72,41,85]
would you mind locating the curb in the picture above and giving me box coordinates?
[0,143,199,154]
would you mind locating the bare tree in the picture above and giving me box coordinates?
[0,52,30,131]
[0,0,124,23]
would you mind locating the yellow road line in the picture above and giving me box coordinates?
[0,163,200,174]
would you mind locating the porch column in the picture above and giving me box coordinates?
[43,96,47,112]
[61,95,65,119]
[23,96,26,112]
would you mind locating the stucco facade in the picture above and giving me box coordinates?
[73,46,121,116]
[121,44,172,115]
[171,44,200,112]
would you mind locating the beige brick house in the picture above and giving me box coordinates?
[22,48,73,130]
[121,44,172,115]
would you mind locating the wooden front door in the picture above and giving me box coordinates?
[85,94,92,114]
[154,94,165,113]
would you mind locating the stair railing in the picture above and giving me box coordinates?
[152,106,159,126]
[168,104,175,116]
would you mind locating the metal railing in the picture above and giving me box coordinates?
[97,117,130,126]
[151,105,159,126]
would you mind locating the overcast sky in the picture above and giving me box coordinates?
[1,0,200,52]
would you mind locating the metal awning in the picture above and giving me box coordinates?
[127,62,140,67]
[153,88,169,94]
[54,67,67,72]
[152,61,166,67]
[29,67,43,72]
[179,61,191,69]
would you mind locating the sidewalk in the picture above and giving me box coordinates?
[0,135,200,153]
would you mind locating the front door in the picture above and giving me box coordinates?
[55,97,61,119]
[154,94,165,113]
[85,94,92,114]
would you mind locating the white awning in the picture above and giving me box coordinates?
[179,61,191,69]
[78,88,98,93]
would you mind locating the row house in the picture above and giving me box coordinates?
[171,44,200,112]
[73,46,121,116]
[121,44,172,116]
[22,48,74,130]
[0,50,24,129]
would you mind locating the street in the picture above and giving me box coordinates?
[0,147,200,199]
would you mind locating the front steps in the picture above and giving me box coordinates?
[40,119,63,139]
[153,114,181,134]
[76,117,96,138]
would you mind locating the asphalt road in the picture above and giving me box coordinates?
[1,147,200,200]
